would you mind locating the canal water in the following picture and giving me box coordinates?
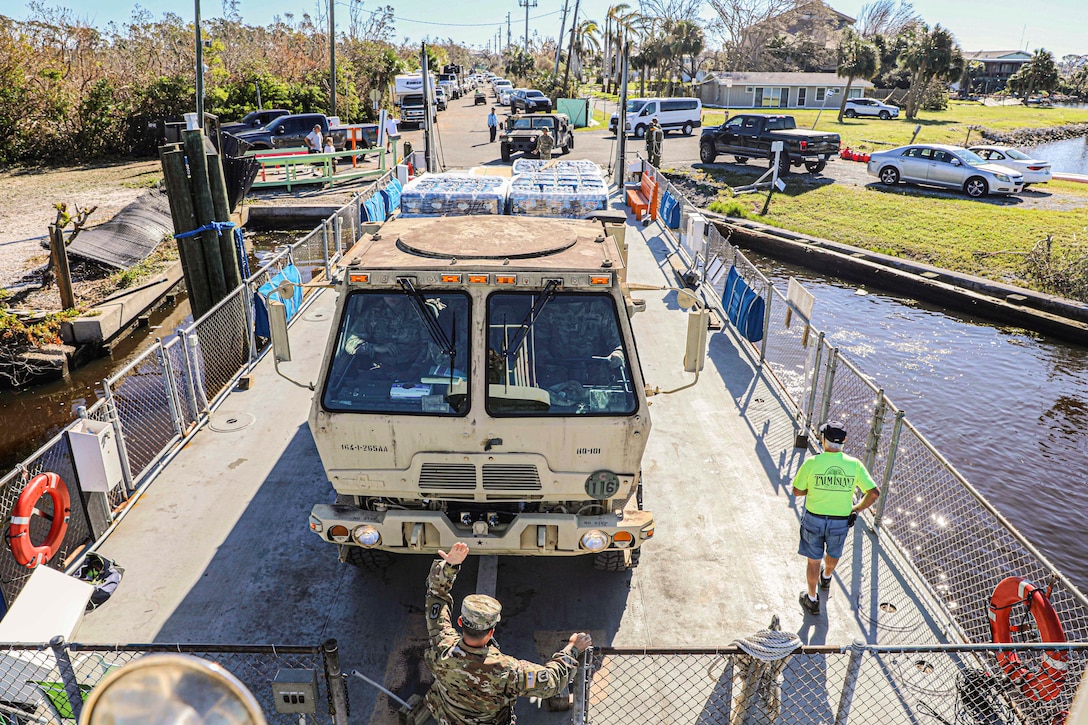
[1028,135,1088,174]
[744,250,1088,593]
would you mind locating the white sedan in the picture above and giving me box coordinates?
[968,145,1053,185]
[867,144,1024,198]
[499,88,514,106]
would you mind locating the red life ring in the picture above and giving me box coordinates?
[8,472,71,569]
[989,576,1067,702]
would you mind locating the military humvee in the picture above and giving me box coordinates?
[500,113,574,163]
[294,214,654,571]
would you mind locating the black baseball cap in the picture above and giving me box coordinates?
[819,421,847,443]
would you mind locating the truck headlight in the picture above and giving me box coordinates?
[353,525,381,547]
[580,530,610,552]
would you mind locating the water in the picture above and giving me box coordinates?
[1027,135,1088,174]
[745,251,1088,592]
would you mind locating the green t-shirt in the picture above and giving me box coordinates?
[792,451,877,517]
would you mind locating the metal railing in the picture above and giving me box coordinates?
[0,638,348,724]
[576,642,1088,724]
[0,171,397,612]
[651,164,1088,649]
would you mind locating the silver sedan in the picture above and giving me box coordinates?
[866,144,1024,198]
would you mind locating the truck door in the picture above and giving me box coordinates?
[739,116,763,156]
[717,116,745,153]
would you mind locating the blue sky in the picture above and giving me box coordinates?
[7,0,1083,59]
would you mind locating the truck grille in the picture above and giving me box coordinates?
[482,464,541,491]
[419,463,477,490]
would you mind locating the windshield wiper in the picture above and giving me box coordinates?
[397,278,459,381]
[500,279,560,362]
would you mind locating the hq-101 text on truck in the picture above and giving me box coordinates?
[271,214,666,571]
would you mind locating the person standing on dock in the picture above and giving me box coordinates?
[424,542,591,725]
[487,108,499,143]
[792,421,880,617]
[306,124,323,173]
[384,114,399,154]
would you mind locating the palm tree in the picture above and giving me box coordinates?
[570,19,601,83]
[897,23,963,119]
[669,19,704,95]
[836,29,878,122]
[1007,49,1060,104]
[605,4,642,93]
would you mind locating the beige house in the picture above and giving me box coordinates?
[698,72,874,109]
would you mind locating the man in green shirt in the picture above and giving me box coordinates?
[792,421,880,616]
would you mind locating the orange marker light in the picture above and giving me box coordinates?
[441,274,462,284]
[468,275,489,284]
[349,274,370,283]
[496,275,517,285]
[590,276,612,285]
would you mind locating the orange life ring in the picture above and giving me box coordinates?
[989,576,1067,702]
[8,472,70,568]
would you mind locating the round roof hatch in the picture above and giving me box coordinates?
[394,217,580,260]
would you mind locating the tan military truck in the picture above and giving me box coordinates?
[293,214,655,570]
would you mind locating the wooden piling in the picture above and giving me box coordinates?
[49,224,76,310]
[159,145,214,320]
[183,130,228,304]
[205,146,243,289]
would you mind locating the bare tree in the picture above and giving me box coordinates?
[638,0,703,22]
[856,0,919,38]
[707,0,795,71]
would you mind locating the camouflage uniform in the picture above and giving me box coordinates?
[424,559,581,725]
[535,130,554,160]
[345,297,432,373]
[534,300,624,388]
[646,121,664,168]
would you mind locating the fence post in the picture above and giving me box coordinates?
[103,380,135,497]
[50,636,84,721]
[178,329,203,421]
[758,280,772,365]
[242,283,258,367]
[334,213,344,260]
[324,638,350,725]
[798,331,825,447]
[864,390,886,471]
[817,347,839,428]
[873,410,905,530]
[571,648,591,725]
[184,331,211,413]
[834,640,866,725]
[321,219,332,281]
[157,343,184,437]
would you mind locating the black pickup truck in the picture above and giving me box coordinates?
[231,113,378,151]
[699,114,840,174]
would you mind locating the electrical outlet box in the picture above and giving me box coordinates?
[272,668,318,714]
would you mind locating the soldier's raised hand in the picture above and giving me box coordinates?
[568,632,592,651]
[439,542,469,566]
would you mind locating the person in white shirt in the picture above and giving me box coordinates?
[384,115,399,154]
[305,124,323,173]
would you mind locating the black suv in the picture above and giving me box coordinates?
[511,89,553,114]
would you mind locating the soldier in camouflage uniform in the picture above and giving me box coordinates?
[425,542,591,724]
[534,297,625,390]
[645,118,664,169]
[535,127,554,160]
[344,294,434,375]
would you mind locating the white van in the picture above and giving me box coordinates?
[609,97,702,138]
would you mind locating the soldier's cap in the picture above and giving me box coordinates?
[461,594,502,630]
[819,421,847,443]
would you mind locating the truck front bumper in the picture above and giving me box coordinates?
[310,504,655,556]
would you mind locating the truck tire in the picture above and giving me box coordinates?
[342,545,393,569]
[634,124,647,139]
[804,159,827,174]
[594,548,641,571]
[734,155,749,165]
[776,152,791,176]
[699,142,717,164]
[501,143,512,163]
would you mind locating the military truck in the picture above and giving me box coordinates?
[276,214,657,570]
[500,113,574,163]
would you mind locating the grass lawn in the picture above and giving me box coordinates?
[692,168,1088,287]
[700,101,1088,152]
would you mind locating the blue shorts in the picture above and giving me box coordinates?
[798,511,850,560]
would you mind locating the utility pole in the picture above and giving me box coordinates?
[554,0,569,77]
[562,0,582,95]
[329,0,337,117]
[194,0,203,124]
[421,43,436,173]
[604,13,611,94]
[517,0,537,51]
[614,39,629,188]
[506,12,512,52]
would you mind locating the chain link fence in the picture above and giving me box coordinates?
[0,640,346,724]
[578,643,1088,724]
[0,176,387,616]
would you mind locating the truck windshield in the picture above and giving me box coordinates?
[322,291,471,415]
[403,95,424,106]
[486,293,636,416]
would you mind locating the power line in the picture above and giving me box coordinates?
[353,7,560,29]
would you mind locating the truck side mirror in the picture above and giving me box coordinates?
[269,298,292,363]
[683,308,709,373]
[276,126,285,134]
